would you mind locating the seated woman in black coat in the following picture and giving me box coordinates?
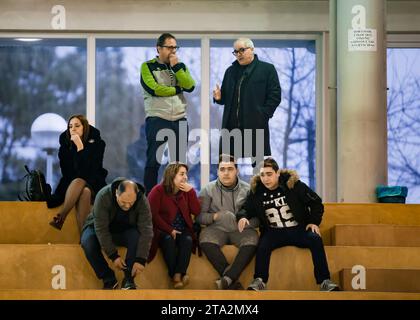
[48,114,108,233]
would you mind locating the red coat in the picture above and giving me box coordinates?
[147,183,201,262]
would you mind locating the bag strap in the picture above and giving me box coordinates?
[17,165,32,201]
[36,172,45,196]
[18,194,30,201]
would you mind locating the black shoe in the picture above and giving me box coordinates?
[49,215,64,230]
[121,277,137,290]
[103,278,118,290]
[216,276,241,290]
[228,280,244,290]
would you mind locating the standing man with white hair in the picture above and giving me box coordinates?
[213,38,281,167]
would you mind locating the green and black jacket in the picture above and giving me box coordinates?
[140,57,195,121]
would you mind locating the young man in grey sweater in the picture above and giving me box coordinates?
[197,154,259,289]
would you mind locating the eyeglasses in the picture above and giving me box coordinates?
[232,47,251,56]
[160,45,180,52]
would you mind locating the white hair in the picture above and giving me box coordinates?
[234,38,255,49]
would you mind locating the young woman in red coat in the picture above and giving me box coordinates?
[147,162,201,289]
[47,114,108,233]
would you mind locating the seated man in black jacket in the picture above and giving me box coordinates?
[81,178,153,290]
[237,157,339,292]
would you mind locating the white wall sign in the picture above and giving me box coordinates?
[348,28,377,51]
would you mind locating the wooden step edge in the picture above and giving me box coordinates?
[1,289,420,300]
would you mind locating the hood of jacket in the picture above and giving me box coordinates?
[250,169,299,194]
[59,125,102,147]
[215,177,242,210]
[216,177,241,192]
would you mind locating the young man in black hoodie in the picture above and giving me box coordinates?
[237,158,339,292]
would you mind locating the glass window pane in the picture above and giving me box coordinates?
[210,39,316,188]
[95,39,201,190]
[0,38,86,200]
[387,48,420,203]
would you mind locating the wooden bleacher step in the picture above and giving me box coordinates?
[1,289,420,300]
[3,244,420,290]
[340,268,420,293]
[1,202,420,245]
[2,202,420,298]
[320,203,420,245]
[0,202,79,244]
[332,224,420,247]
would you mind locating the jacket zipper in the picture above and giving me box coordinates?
[237,75,246,128]
[169,64,175,118]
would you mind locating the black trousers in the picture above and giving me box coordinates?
[254,226,331,284]
[159,231,193,278]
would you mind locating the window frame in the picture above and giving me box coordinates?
[0,32,323,195]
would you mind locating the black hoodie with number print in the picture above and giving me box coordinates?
[237,169,324,235]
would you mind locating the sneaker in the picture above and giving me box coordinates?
[320,279,340,292]
[215,276,234,290]
[215,277,228,290]
[247,278,266,291]
[228,280,244,290]
[103,278,118,290]
[121,277,137,290]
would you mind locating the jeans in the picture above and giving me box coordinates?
[81,225,140,282]
[144,117,188,194]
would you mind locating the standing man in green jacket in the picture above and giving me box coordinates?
[140,33,195,194]
[81,178,153,290]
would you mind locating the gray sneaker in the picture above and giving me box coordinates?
[320,279,340,292]
[247,278,266,291]
[215,276,230,290]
